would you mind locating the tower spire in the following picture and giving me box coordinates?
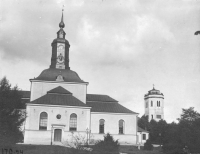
[59,8,65,28]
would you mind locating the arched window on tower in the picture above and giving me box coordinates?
[99,119,105,134]
[119,120,125,134]
[39,112,48,130]
[69,113,77,131]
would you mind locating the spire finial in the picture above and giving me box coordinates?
[153,84,155,89]
[59,6,65,28]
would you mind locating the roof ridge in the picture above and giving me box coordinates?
[87,94,109,96]
[47,86,72,94]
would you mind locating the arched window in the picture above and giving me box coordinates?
[69,113,77,131]
[99,119,105,134]
[119,120,125,134]
[39,112,48,130]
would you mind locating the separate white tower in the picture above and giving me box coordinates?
[144,86,164,122]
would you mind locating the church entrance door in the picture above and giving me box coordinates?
[54,129,62,142]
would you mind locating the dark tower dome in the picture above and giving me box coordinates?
[145,86,163,96]
[33,68,85,83]
[59,10,65,28]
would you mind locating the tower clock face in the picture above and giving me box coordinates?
[57,52,64,64]
[56,43,65,69]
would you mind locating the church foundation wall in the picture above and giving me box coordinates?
[90,133,137,145]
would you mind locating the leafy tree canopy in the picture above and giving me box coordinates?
[138,115,150,130]
[0,77,25,145]
[179,107,200,122]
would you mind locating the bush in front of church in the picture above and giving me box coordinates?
[143,139,153,150]
[92,133,120,154]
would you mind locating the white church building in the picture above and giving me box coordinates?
[21,13,141,145]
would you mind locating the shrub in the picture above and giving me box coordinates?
[92,133,120,154]
[143,139,153,150]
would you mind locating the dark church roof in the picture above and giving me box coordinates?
[29,93,87,107]
[19,90,137,114]
[138,127,149,132]
[28,87,87,107]
[19,90,30,98]
[32,68,86,83]
[86,94,118,102]
[86,101,137,114]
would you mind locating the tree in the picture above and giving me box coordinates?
[143,139,153,150]
[163,107,200,153]
[0,77,25,145]
[179,107,200,122]
[92,133,120,154]
[138,115,150,130]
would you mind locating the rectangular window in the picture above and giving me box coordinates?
[156,115,161,119]
[151,101,153,107]
[69,118,77,131]
[39,118,47,130]
[99,124,104,134]
[143,134,146,140]
[119,127,123,134]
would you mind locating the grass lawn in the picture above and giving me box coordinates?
[120,145,163,154]
[0,144,163,154]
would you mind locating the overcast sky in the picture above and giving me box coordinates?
[0,0,200,122]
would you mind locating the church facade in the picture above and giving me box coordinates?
[23,13,139,145]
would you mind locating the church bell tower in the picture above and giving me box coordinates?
[144,86,164,122]
[50,10,70,70]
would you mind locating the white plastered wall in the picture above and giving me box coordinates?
[137,132,149,145]
[24,104,91,144]
[144,95,164,122]
[30,81,87,103]
[90,113,138,145]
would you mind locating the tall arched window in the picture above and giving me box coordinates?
[69,113,77,131]
[39,112,48,130]
[99,119,105,134]
[119,120,125,134]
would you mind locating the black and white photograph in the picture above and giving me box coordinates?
[0,0,200,153]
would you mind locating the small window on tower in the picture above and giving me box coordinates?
[146,102,148,108]
[151,101,153,107]
[156,115,161,119]
[59,31,63,38]
[157,101,160,107]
